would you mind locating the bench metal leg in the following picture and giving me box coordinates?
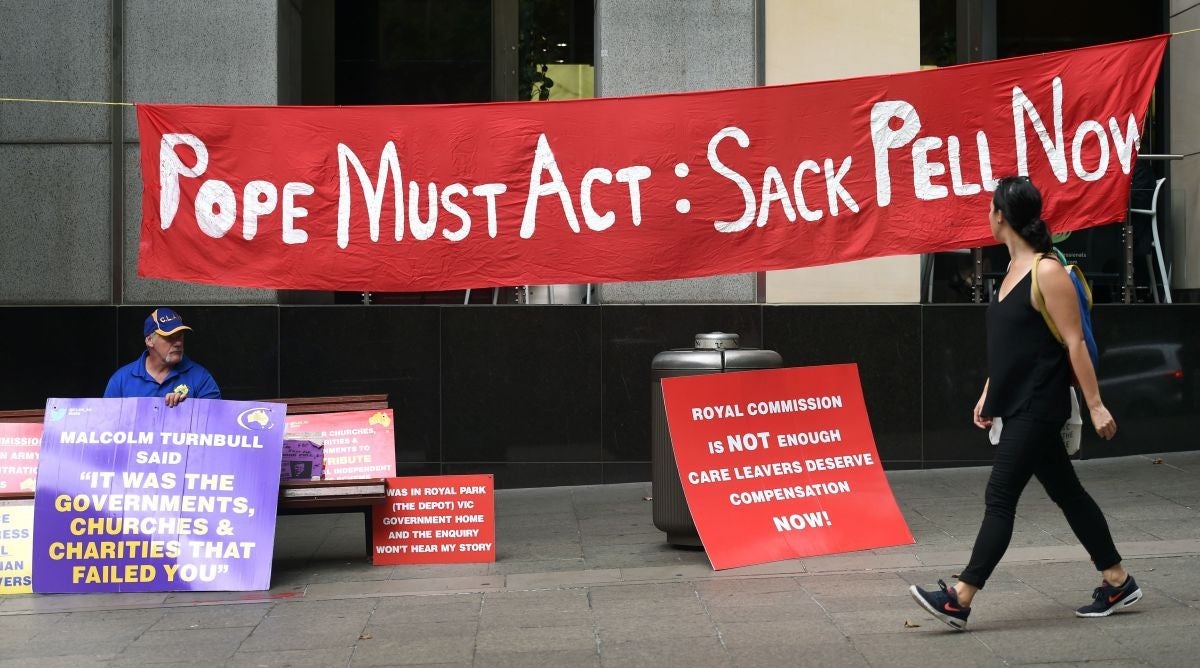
[364,506,373,561]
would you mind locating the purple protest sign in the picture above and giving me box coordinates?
[33,397,285,592]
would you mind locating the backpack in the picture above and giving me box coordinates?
[1030,248,1100,368]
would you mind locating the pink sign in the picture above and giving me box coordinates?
[284,410,396,480]
[0,423,41,493]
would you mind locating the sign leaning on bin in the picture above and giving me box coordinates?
[660,364,913,570]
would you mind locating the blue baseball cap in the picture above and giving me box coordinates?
[144,307,193,337]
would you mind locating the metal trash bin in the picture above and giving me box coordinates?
[651,332,782,547]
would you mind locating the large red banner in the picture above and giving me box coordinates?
[660,364,912,570]
[137,37,1166,292]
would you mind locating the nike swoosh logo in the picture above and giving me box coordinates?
[943,602,961,613]
[1108,593,1123,604]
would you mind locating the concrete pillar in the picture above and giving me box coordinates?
[0,1,113,304]
[1169,2,1200,293]
[121,0,280,304]
[761,0,922,303]
[595,0,760,304]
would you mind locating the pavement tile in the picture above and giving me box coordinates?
[0,656,119,668]
[594,612,715,643]
[474,624,597,653]
[387,564,491,579]
[473,649,601,667]
[226,647,355,668]
[615,563,713,580]
[799,572,912,597]
[150,602,273,630]
[113,626,253,663]
[703,601,828,623]
[831,608,953,636]
[811,593,919,613]
[239,600,372,653]
[701,588,826,611]
[1017,662,1151,668]
[590,598,708,619]
[968,626,1135,663]
[479,608,593,629]
[349,636,476,666]
[33,607,166,645]
[0,640,129,662]
[728,639,868,668]
[361,619,478,642]
[478,591,592,629]
[694,576,805,596]
[587,581,696,600]
[714,618,848,646]
[369,600,482,627]
[504,568,622,590]
[305,575,504,598]
[598,636,728,668]
[488,558,588,575]
[0,592,169,614]
[850,632,1003,668]
[482,588,591,611]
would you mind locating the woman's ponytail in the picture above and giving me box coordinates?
[1020,218,1052,254]
[993,176,1051,252]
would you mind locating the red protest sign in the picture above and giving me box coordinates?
[372,475,495,565]
[134,37,1165,292]
[284,410,396,480]
[0,423,41,493]
[660,364,912,570]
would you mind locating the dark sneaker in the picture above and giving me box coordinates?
[1076,576,1143,617]
[909,579,970,631]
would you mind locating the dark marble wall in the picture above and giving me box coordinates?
[2,304,1196,487]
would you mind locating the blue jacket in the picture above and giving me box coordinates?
[103,352,221,400]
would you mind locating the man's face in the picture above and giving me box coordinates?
[147,331,185,366]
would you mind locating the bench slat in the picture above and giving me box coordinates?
[0,394,389,421]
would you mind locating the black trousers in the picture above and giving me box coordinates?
[959,413,1122,589]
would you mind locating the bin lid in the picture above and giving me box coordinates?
[652,349,724,370]
[695,332,739,350]
[724,349,783,369]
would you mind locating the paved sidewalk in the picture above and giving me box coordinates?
[2,452,1200,666]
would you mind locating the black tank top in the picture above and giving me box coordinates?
[982,270,1071,422]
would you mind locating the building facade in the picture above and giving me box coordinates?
[0,0,1196,487]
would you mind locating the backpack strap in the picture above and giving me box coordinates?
[1031,253,1066,345]
[1068,264,1093,310]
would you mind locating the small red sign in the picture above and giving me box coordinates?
[372,474,495,565]
[661,364,913,570]
[0,423,41,493]
[285,410,397,480]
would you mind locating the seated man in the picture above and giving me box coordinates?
[104,307,220,406]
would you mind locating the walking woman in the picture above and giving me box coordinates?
[909,176,1139,631]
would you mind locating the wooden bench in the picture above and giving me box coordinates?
[0,393,392,557]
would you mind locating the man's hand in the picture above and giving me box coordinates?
[165,386,188,405]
